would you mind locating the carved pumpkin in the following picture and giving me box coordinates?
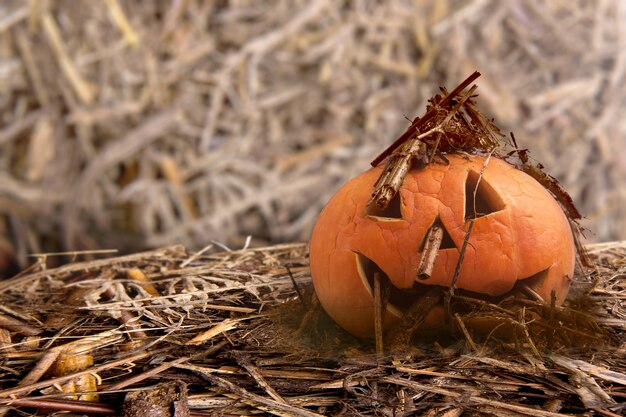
[309,154,575,338]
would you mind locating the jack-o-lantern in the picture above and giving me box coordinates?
[309,154,575,338]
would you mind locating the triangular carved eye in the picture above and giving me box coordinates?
[366,191,403,219]
[464,170,506,221]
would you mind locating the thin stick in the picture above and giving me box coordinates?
[238,355,288,404]
[0,110,42,146]
[178,364,325,417]
[14,28,49,106]
[547,290,557,350]
[519,283,544,303]
[445,219,474,318]
[109,340,227,390]
[0,349,159,398]
[369,138,427,209]
[373,272,384,359]
[445,152,492,309]
[449,220,474,296]
[0,245,184,294]
[454,313,478,352]
[286,265,305,306]
[16,349,61,388]
[28,249,119,258]
[371,71,481,166]
[0,313,42,336]
[382,377,573,417]
[104,286,148,342]
[417,224,444,280]
[3,398,114,414]
[592,408,623,417]
[517,308,541,357]
[369,84,479,209]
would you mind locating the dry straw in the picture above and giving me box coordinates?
[0,1,624,271]
[0,241,622,415]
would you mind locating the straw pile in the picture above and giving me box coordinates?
[0,1,624,273]
[0,241,622,416]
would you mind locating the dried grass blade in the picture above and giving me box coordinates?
[179,364,326,417]
[186,319,239,346]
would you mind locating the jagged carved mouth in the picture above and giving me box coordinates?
[354,251,553,317]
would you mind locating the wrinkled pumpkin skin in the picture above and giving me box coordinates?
[309,155,575,338]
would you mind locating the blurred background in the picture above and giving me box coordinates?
[0,0,624,274]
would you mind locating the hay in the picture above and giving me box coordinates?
[0,241,623,416]
[0,1,625,273]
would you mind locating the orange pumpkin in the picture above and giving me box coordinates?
[309,154,575,338]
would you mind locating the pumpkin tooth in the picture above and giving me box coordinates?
[354,252,419,315]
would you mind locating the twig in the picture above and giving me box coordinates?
[180,243,214,268]
[0,245,185,294]
[369,137,427,210]
[369,84,479,209]
[519,283,545,303]
[517,308,541,357]
[0,313,42,336]
[592,409,624,417]
[16,349,62,388]
[382,377,574,417]
[237,354,288,404]
[570,220,594,268]
[14,28,49,106]
[179,364,326,417]
[109,340,228,391]
[417,223,444,280]
[373,272,385,359]
[371,71,481,166]
[0,349,161,398]
[294,293,320,336]
[3,398,114,414]
[445,219,474,318]
[454,313,479,352]
[547,290,557,350]
[449,220,474,297]
[285,265,305,306]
